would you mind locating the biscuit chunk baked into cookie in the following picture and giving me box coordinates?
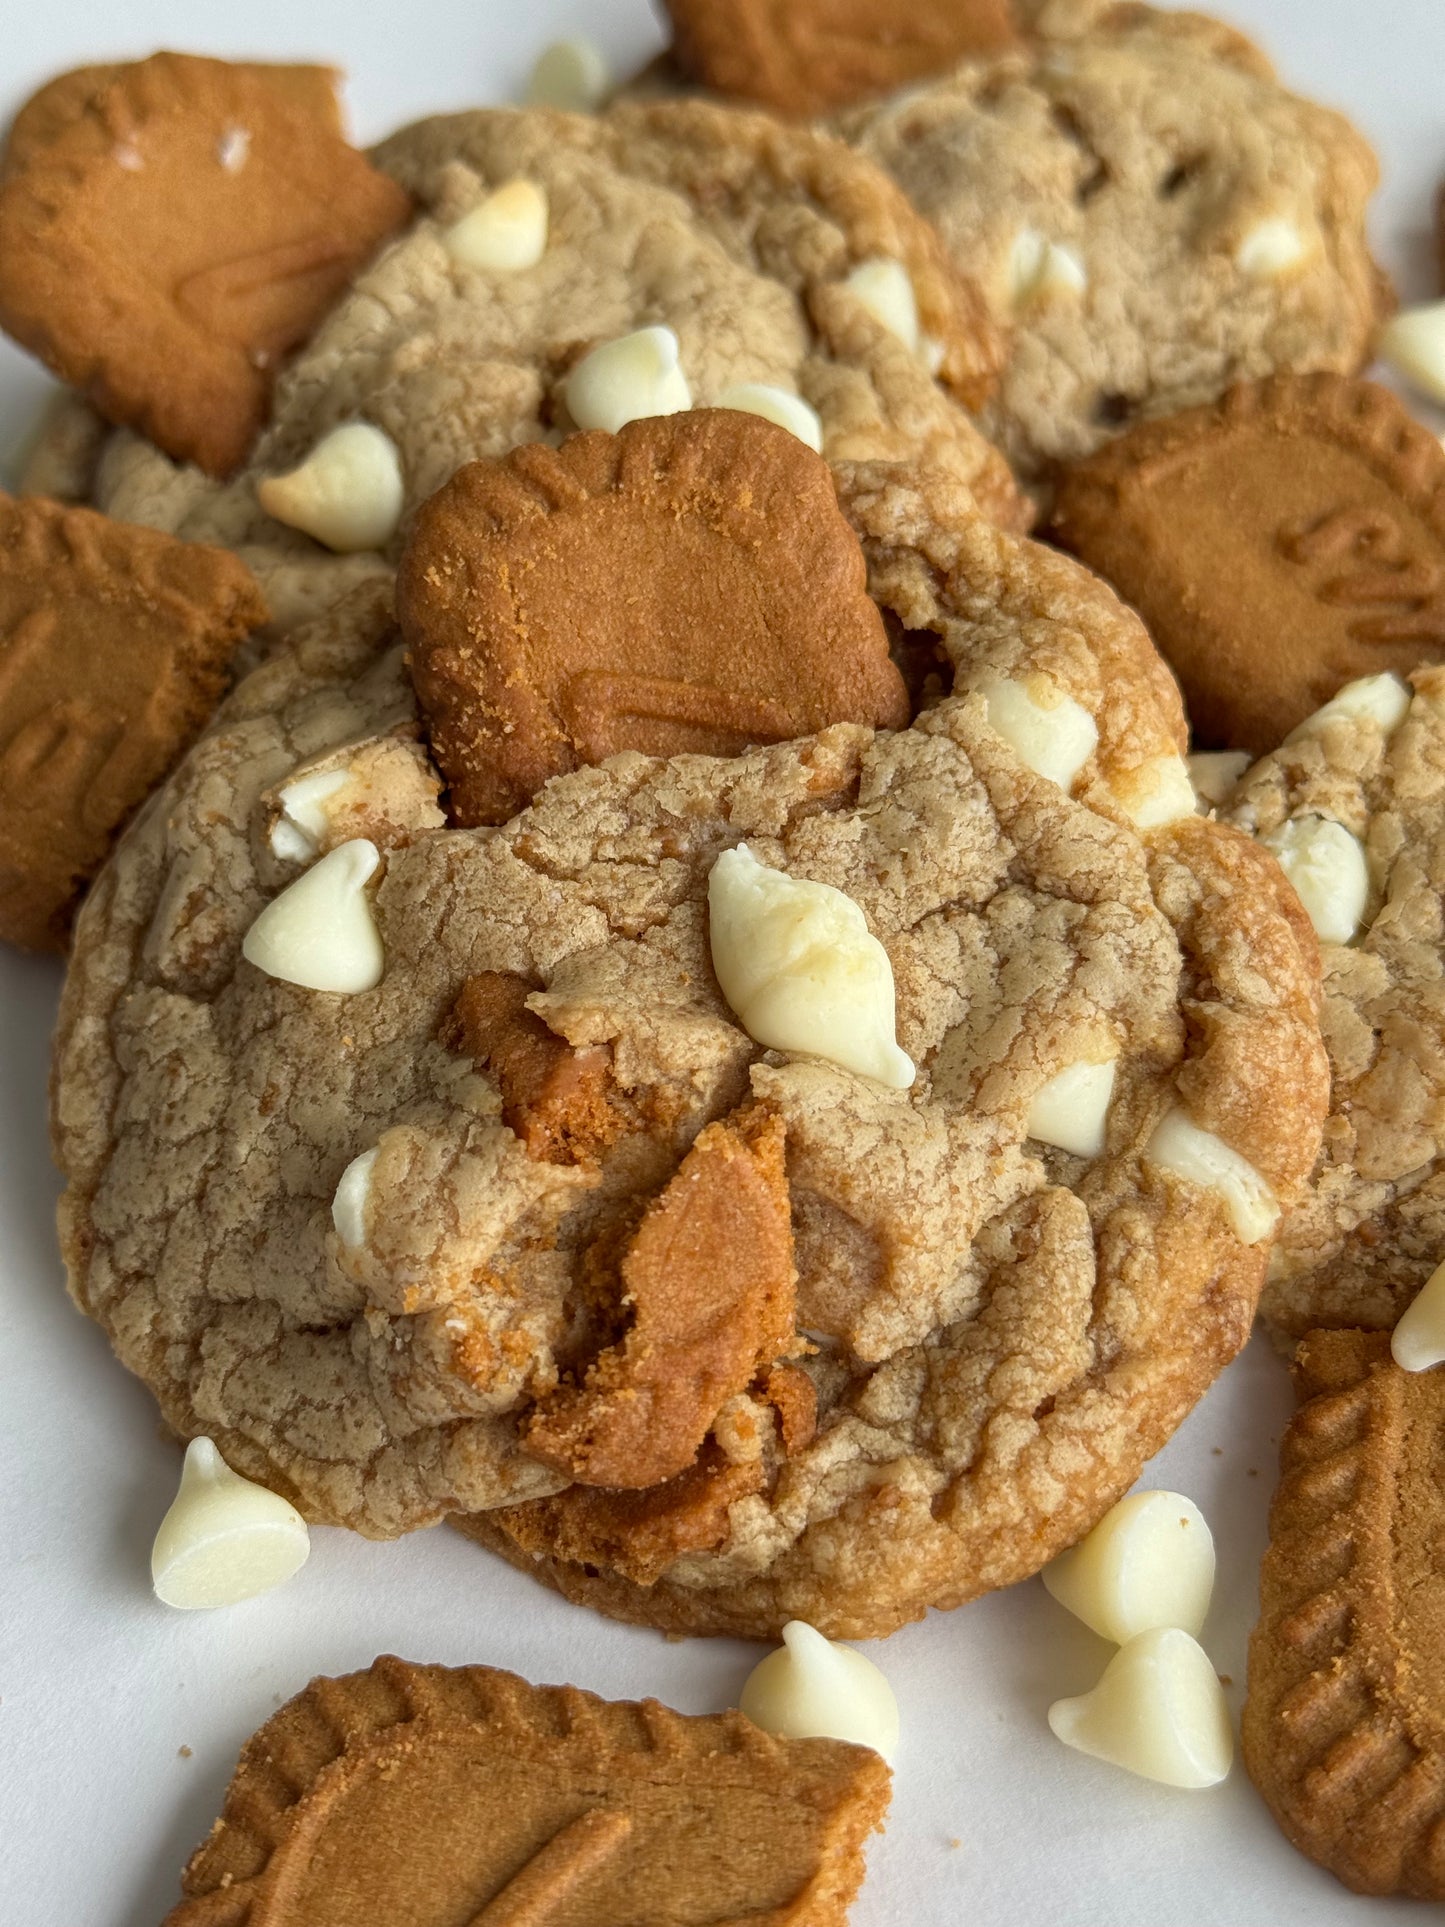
[841,4,1385,486]
[52,434,1328,1639]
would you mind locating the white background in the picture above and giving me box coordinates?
[1,4,1442,1923]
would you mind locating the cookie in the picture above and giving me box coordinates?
[24,97,1021,632]
[1224,665,1445,1344]
[52,453,1328,1637]
[841,4,1386,487]
[0,491,267,951]
[663,0,1019,119]
[1243,1329,1445,1899]
[0,53,412,477]
[162,1655,891,1926]
[399,411,909,825]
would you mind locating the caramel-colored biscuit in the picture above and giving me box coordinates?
[162,1656,891,1927]
[398,410,910,826]
[0,53,411,477]
[1049,376,1445,753]
[1244,1330,1445,1899]
[0,492,267,951]
[664,0,1019,119]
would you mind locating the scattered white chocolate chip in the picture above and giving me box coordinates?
[1110,753,1196,830]
[1188,751,1251,809]
[256,424,405,554]
[1285,671,1412,742]
[714,384,824,454]
[269,769,349,863]
[845,258,921,352]
[1391,1258,1445,1372]
[151,1438,310,1611]
[1048,1628,1233,1789]
[921,334,947,377]
[332,1147,379,1251]
[564,326,692,435]
[443,179,549,272]
[1027,1056,1118,1158]
[1235,217,1311,280]
[1380,302,1445,407]
[525,37,611,111]
[1262,815,1369,946]
[1145,1109,1278,1245]
[1008,228,1087,310]
[217,126,250,174]
[242,839,384,994]
[977,671,1098,791]
[708,843,915,1090]
[739,1620,899,1763]
[113,142,143,171]
[1043,1491,1216,1643]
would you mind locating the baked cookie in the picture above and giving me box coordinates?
[27,97,1019,630]
[1243,1329,1445,1900]
[840,3,1386,486]
[163,1656,891,1926]
[1224,667,1445,1345]
[53,450,1328,1638]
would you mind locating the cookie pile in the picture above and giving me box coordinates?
[5,2,1445,1917]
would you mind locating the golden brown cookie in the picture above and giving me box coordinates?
[162,1656,891,1927]
[1049,376,1445,754]
[0,491,267,951]
[664,0,1020,119]
[1243,1329,1445,1899]
[0,53,411,477]
[398,411,910,826]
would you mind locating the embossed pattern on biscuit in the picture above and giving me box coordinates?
[162,1656,891,1927]
[1243,1330,1445,1899]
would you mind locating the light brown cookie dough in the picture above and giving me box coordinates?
[840,4,1385,487]
[53,460,1327,1637]
[27,98,1019,628]
[1224,669,1445,1346]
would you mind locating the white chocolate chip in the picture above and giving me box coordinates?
[1110,753,1196,830]
[714,384,824,454]
[1188,751,1250,809]
[1262,815,1369,946]
[242,839,384,994]
[332,1147,379,1251]
[977,671,1098,791]
[256,424,405,554]
[845,258,921,352]
[1048,1628,1233,1789]
[1145,1109,1278,1245]
[1008,228,1087,310]
[921,334,947,376]
[1391,1258,1445,1372]
[525,37,611,111]
[564,326,692,435]
[708,843,915,1090]
[1380,302,1445,407]
[217,126,250,174]
[113,142,143,171]
[1285,671,1412,742]
[151,1438,310,1610]
[739,1620,899,1763]
[1043,1491,1216,1643]
[269,770,349,863]
[1027,1056,1117,1158]
[1235,217,1311,280]
[443,179,549,272]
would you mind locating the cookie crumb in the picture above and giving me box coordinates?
[178,1744,193,1758]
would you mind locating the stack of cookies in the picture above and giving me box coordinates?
[5,2,1445,1917]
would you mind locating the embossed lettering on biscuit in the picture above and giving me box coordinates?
[151,1437,310,1610]
[442,179,548,272]
[1146,1108,1279,1244]
[1262,815,1369,945]
[740,1620,900,1762]
[977,671,1098,791]
[1043,1491,1216,1643]
[565,326,692,435]
[241,838,384,992]
[1049,1628,1233,1788]
[257,424,405,554]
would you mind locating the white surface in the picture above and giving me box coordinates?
[0,3,1440,1922]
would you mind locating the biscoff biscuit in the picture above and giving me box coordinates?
[1050,376,1445,753]
[0,491,267,950]
[0,53,411,477]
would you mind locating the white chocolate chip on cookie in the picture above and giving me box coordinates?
[1391,1259,1445,1373]
[1043,1491,1216,1643]
[564,326,692,435]
[242,839,384,993]
[269,770,349,863]
[1048,1627,1233,1788]
[525,37,611,111]
[1284,671,1412,742]
[257,424,405,554]
[1188,751,1250,809]
[977,671,1098,791]
[844,258,921,352]
[151,1438,310,1610]
[1110,753,1197,830]
[1008,228,1087,310]
[714,383,824,453]
[740,1620,899,1762]
[1027,1055,1118,1158]
[708,843,915,1090]
[1235,216,1313,280]
[1380,302,1445,407]
[332,1147,380,1251]
[443,179,549,272]
[1262,815,1369,945]
[1146,1109,1278,1244]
